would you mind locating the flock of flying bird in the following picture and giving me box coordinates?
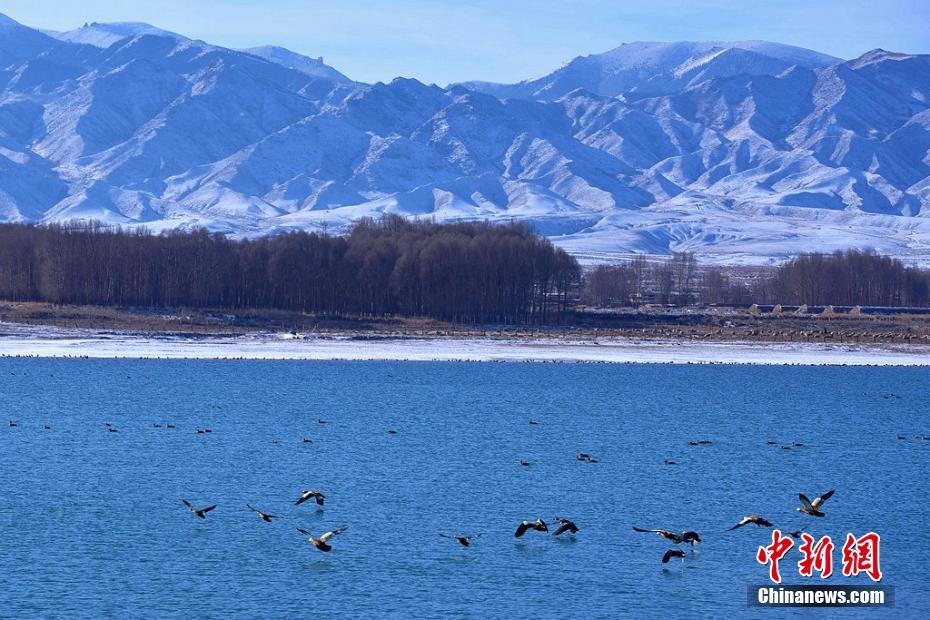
[158,413,840,563]
[0,370,916,583]
[626,489,836,564]
[181,490,350,552]
[177,487,584,554]
[4,412,873,564]
[175,480,836,561]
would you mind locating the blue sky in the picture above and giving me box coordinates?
[3,0,928,84]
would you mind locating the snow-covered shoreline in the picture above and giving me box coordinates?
[0,323,928,365]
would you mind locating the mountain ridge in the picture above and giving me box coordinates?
[44,21,188,48]
[455,41,842,101]
[240,45,354,84]
[0,11,928,264]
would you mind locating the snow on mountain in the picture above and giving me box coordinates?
[46,21,187,48]
[241,45,353,83]
[456,41,841,101]
[1,12,929,264]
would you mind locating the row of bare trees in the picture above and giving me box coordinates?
[582,252,753,306]
[768,250,930,307]
[0,217,579,323]
[582,250,930,308]
[3,219,927,319]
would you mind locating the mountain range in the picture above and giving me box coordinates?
[1,12,929,264]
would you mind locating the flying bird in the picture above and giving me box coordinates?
[633,527,699,545]
[787,527,806,539]
[517,459,531,467]
[297,526,347,552]
[728,515,774,530]
[552,517,579,536]
[664,459,677,465]
[247,504,282,523]
[797,490,835,517]
[634,526,683,543]
[515,519,548,537]
[182,500,216,519]
[294,489,325,507]
[440,533,481,547]
[662,548,686,563]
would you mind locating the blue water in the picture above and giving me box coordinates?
[1,360,928,618]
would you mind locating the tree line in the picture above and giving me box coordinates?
[768,250,930,307]
[582,252,753,307]
[0,217,579,324]
[2,219,927,320]
[582,250,930,308]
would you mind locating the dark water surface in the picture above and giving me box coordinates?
[1,360,928,618]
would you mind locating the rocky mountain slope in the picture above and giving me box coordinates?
[1,13,929,263]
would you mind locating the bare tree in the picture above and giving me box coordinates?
[671,251,697,305]
[0,218,581,324]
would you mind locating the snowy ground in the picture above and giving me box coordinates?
[0,323,928,365]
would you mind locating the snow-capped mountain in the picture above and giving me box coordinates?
[240,46,353,83]
[457,41,840,101]
[1,12,929,264]
[44,21,188,48]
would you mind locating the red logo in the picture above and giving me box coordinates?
[757,530,882,583]
[841,532,883,582]
[797,533,834,579]
[757,530,794,584]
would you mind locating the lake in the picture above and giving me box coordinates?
[1,359,927,618]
